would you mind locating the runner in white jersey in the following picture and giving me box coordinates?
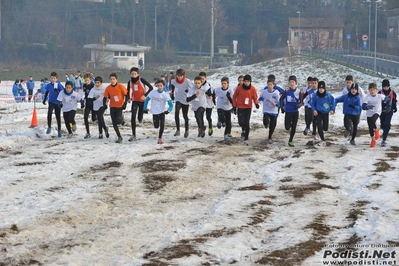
[170,68,194,138]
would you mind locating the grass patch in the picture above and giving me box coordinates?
[237,184,266,191]
[336,234,362,252]
[292,150,302,158]
[279,182,339,198]
[143,174,175,192]
[283,163,292,168]
[90,161,122,172]
[248,208,272,225]
[312,172,330,180]
[305,214,331,240]
[257,240,325,265]
[141,159,186,173]
[373,160,393,172]
[185,147,214,155]
[14,161,45,166]
[366,183,382,189]
[337,147,349,157]
[257,214,330,264]
[280,177,293,182]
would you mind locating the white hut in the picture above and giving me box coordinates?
[83,43,151,70]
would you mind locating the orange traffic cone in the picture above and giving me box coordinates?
[30,108,38,128]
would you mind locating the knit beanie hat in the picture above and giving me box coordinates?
[244,75,252,82]
[382,79,390,87]
[288,75,297,83]
[318,81,326,90]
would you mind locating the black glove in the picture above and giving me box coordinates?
[232,107,237,115]
[122,102,127,110]
[103,104,108,110]
[205,89,212,97]
[80,101,85,109]
[164,111,169,115]
[226,91,230,98]
[143,109,149,114]
[184,89,188,93]
[58,102,63,108]
[349,104,355,109]
[171,94,175,101]
[54,88,59,94]
[42,100,46,105]
[393,107,397,113]
[281,106,286,114]
[255,104,260,109]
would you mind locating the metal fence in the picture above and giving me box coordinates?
[301,49,399,78]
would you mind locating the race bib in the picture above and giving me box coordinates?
[134,84,138,91]
[245,98,249,105]
[114,95,119,102]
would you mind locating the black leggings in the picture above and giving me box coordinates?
[237,108,252,140]
[367,113,379,137]
[47,102,62,131]
[314,112,329,141]
[174,101,189,131]
[95,107,107,134]
[380,111,393,141]
[284,112,299,142]
[206,108,213,128]
[263,114,277,139]
[344,114,359,141]
[194,107,205,131]
[131,101,144,136]
[153,113,166,138]
[84,106,97,134]
[217,109,232,136]
[63,110,76,134]
[28,89,33,102]
[305,106,317,135]
[110,107,123,138]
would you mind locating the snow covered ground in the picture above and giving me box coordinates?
[1,56,399,265]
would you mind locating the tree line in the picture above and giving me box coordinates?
[0,0,394,68]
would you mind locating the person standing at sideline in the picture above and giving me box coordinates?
[43,72,65,137]
[27,76,35,102]
[103,73,128,143]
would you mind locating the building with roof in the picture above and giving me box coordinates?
[83,43,151,70]
[288,17,344,52]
